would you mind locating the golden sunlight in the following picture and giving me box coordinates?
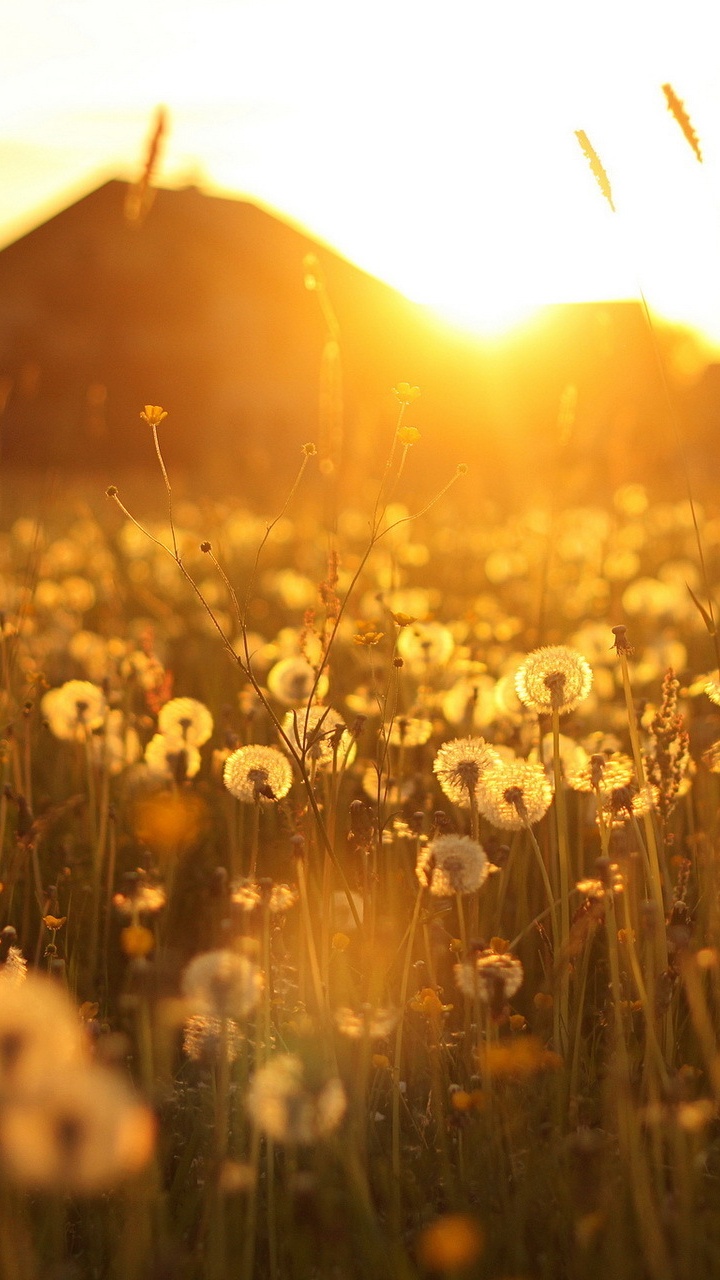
[2,0,720,344]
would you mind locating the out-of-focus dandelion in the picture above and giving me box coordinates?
[282,706,356,769]
[0,974,86,1090]
[0,926,26,985]
[223,744,294,802]
[397,621,454,672]
[183,1014,244,1065]
[388,715,433,747]
[182,949,263,1021]
[230,879,298,913]
[246,1053,346,1144]
[157,696,214,747]
[0,1064,155,1193]
[113,879,167,919]
[331,890,364,933]
[454,949,524,1003]
[41,680,107,741]
[267,656,329,706]
[144,732,201,780]
[333,1006,399,1040]
[416,833,489,896]
[92,709,142,774]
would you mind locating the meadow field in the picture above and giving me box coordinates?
[2,363,720,1280]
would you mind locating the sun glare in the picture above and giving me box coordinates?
[2,0,720,348]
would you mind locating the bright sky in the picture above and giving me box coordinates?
[2,0,720,342]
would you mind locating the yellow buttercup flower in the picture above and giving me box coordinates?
[120,925,155,958]
[140,405,168,427]
[42,916,67,931]
[417,1214,484,1272]
[354,630,384,646]
[392,382,421,405]
[397,425,421,445]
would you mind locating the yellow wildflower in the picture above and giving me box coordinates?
[120,925,155,958]
[392,383,421,405]
[477,1035,564,1079]
[140,405,168,427]
[42,916,67,931]
[417,1214,484,1272]
[397,425,421,446]
[354,630,384,646]
[409,988,452,1019]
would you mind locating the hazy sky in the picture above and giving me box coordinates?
[2,0,720,338]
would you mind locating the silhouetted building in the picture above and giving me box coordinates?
[0,180,701,501]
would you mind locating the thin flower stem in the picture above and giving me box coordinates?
[618,652,669,976]
[151,424,178,560]
[295,853,326,1016]
[392,884,424,1188]
[524,824,559,967]
[240,1125,262,1280]
[248,802,260,880]
[552,707,571,1055]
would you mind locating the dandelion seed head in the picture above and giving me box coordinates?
[182,1014,243,1064]
[567,752,634,794]
[282,706,356,769]
[388,715,433,747]
[416,834,489,896]
[478,759,553,829]
[230,880,298,913]
[397,621,454,672]
[0,975,86,1092]
[144,732,201,780]
[246,1054,346,1144]
[157,697,213,747]
[267,657,329,706]
[0,945,27,987]
[333,1006,399,1040]
[181,949,264,1021]
[41,680,107,742]
[454,950,524,1003]
[223,744,293,803]
[433,737,501,807]
[0,1065,155,1193]
[515,646,593,716]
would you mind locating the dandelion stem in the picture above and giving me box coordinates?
[392,884,424,1188]
[551,707,571,1055]
[151,423,178,560]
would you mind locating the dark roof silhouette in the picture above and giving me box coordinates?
[0,179,699,500]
